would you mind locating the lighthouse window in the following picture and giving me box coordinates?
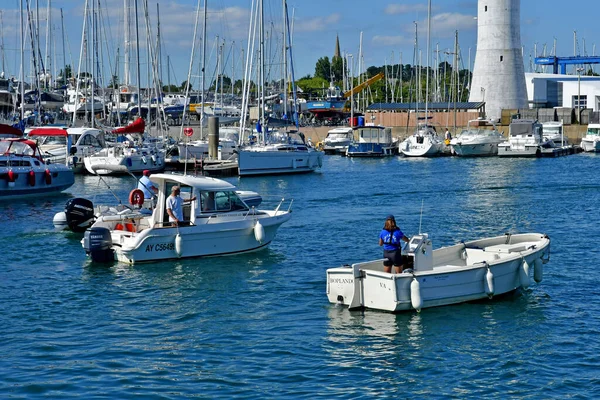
[485,6,487,12]
[500,56,504,62]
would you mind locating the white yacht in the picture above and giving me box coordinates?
[542,121,566,146]
[580,123,600,153]
[81,173,292,263]
[238,130,324,176]
[322,127,353,155]
[498,119,546,157]
[450,120,505,157]
[62,88,105,115]
[400,123,445,157]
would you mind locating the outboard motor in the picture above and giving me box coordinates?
[65,198,95,232]
[83,227,114,263]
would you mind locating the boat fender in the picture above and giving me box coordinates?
[7,169,16,188]
[534,258,543,283]
[292,159,297,169]
[410,278,422,312]
[520,259,530,288]
[175,233,183,257]
[151,154,157,165]
[44,169,52,184]
[142,156,147,164]
[254,221,265,243]
[128,189,145,207]
[318,156,323,168]
[28,170,36,186]
[484,266,495,298]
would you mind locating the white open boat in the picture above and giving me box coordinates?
[326,232,550,312]
[81,173,291,263]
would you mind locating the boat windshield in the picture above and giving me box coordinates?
[326,132,350,139]
[0,140,35,156]
[200,190,248,213]
[39,135,67,146]
[587,128,600,136]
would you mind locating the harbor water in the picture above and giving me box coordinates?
[1,155,599,398]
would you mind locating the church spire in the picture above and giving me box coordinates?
[334,35,341,59]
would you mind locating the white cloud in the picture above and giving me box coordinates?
[294,14,341,33]
[385,4,429,15]
[372,35,413,47]
[406,12,477,38]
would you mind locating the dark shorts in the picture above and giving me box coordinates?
[383,249,403,267]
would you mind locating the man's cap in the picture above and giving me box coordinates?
[386,215,395,221]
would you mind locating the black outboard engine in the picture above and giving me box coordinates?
[65,198,95,232]
[83,227,114,263]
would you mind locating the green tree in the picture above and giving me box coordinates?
[331,56,344,84]
[314,56,331,81]
[180,80,192,91]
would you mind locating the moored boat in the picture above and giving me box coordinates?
[450,120,505,157]
[327,232,550,312]
[580,123,600,153]
[346,125,397,157]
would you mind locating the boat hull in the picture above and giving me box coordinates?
[346,142,397,157]
[0,164,74,200]
[110,212,291,263]
[580,138,600,152]
[452,142,499,157]
[326,233,550,312]
[238,149,323,176]
[84,147,165,175]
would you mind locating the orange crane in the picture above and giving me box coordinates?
[343,72,385,99]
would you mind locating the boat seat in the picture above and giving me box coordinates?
[484,243,532,253]
[464,248,500,264]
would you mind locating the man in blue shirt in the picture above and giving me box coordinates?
[379,215,410,274]
[138,170,158,207]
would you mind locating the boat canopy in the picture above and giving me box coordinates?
[150,173,236,191]
[0,124,24,138]
[28,128,68,137]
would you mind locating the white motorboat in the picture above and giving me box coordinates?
[498,119,548,157]
[238,130,324,176]
[400,123,445,157]
[542,121,566,146]
[326,232,550,312]
[62,89,105,115]
[346,126,398,157]
[322,127,353,155]
[580,123,600,153]
[81,173,291,263]
[450,120,505,157]
[0,124,74,199]
[54,165,263,232]
[32,127,106,173]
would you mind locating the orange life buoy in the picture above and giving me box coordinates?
[44,169,52,184]
[129,189,145,207]
[28,170,36,186]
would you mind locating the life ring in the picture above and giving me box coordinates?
[44,169,52,184]
[129,189,145,207]
[28,170,36,186]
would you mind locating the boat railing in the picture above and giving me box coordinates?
[274,198,293,215]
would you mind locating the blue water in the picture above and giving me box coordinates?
[1,155,600,398]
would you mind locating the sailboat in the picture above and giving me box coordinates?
[400,0,444,158]
[237,0,323,176]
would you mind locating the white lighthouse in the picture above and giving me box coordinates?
[469,0,528,121]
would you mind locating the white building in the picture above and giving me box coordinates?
[469,0,528,122]
[525,72,600,111]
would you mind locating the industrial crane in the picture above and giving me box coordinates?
[343,72,385,99]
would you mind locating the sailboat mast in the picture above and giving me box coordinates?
[60,8,66,82]
[133,0,141,116]
[124,0,130,86]
[91,0,95,128]
[200,0,207,139]
[425,0,431,119]
[282,0,287,118]
[260,0,265,137]
[20,0,25,121]
[44,0,51,89]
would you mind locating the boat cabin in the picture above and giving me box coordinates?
[354,126,393,144]
[149,174,251,228]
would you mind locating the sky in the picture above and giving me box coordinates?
[1,0,599,88]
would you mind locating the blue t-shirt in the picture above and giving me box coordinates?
[379,228,404,251]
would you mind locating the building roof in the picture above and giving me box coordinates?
[366,102,486,112]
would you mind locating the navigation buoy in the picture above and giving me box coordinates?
[410,278,422,311]
[520,259,530,288]
[28,170,36,186]
[534,258,543,283]
[175,233,183,257]
[44,169,52,184]
[254,221,265,243]
[484,267,495,298]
